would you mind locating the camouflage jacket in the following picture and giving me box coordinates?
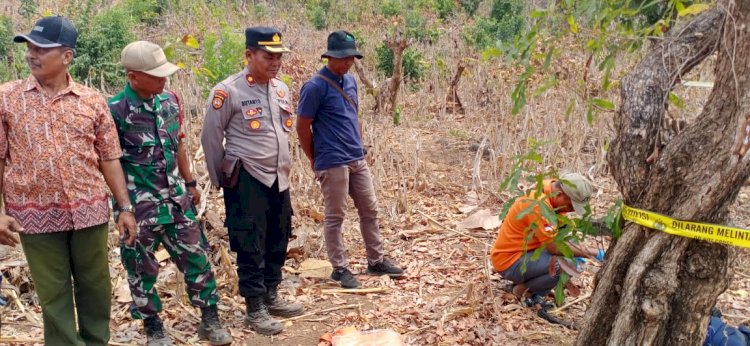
[108,84,194,226]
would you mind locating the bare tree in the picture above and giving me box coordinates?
[378,32,409,116]
[444,61,467,114]
[577,2,750,345]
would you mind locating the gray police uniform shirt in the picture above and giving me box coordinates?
[201,67,294,192]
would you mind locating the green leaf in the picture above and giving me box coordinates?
[678,4,710,17]
[498,195,519,221]
[531,9,547,18]
[542,48,554,70]
[531,246,545,261]
[539,201,558,228]
[567,15,579,34]
[532,77,558,97]
[511,80,527,115]
[591,98,615,110]
[565,99,576,118]
[554,272,570,306]
[481,47,502,61]
[675,1,685,12]
[527,151,543,163]
[555,240,574,258]
[668,91,686,109]
[517,202,537,220]
[181,34,200,49]
[586,105,594,125]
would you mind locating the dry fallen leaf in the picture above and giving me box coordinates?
[457,209,501,230]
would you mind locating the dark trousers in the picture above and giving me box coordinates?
[223,169,292,298]
[500,250,560,295]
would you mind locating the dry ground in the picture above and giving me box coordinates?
[2,109,750,345]
[1,1,748,345]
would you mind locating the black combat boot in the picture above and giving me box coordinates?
[245,296,283,335]
[198,305,233,345]
[143,315,172,346]
[264,287,304,318]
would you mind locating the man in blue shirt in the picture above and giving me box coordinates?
[297,31,403,288]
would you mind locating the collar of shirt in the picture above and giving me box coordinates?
[124,83,169,113]
[320,66,345,85]
[23,73,84,97]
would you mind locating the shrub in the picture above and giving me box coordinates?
[121,0,168,25]
[306,0,333,30]
[464,0,525,49]
[0,15,12,59]
[70,9,135,88]
[17,0,37,21]
[460,0,482,16]
[375,43,425,82]
[0,16,28,82]
[381,0,402,17]
[198,26,245,95]
[405,10,440,43]
[433,0,456,20]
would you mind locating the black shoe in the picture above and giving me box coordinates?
[524,294,554,309]
[366,258,404,277]
[331,268,360,288]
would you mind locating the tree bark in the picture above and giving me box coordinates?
[385,33,409,116]
[444,61,466,114]
[577,2,750,345]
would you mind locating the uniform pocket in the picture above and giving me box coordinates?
[281,109,294,132]
[241,106,266,132]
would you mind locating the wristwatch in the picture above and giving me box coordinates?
[185,180,197,188]
[116,204,135,214]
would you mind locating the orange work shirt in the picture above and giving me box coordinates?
[490,180,559,272]
[0,75,123,234]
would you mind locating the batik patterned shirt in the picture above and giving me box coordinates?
[0,75,122,234]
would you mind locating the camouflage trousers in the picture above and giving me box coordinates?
[120,221,218,319]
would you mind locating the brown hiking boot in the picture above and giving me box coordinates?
[264,287,304,318]
[245,297,283,335]
[198,305,233,345]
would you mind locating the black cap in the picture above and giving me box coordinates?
[321,31,362,59]
[13,16,77,49]
[245,26,290,53]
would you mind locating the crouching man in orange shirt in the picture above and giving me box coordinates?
[490,173,602,303]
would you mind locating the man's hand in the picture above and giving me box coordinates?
[188,186,202,205]
[0,215,23,247]
[117,212,138,246]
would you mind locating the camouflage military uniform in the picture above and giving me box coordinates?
[109,84,218,319]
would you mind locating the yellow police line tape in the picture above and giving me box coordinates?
[622,204,750,248]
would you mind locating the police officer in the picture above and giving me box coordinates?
[201,27,304,336]
[110,41,231,346]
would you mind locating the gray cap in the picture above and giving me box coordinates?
[559,173,593,215]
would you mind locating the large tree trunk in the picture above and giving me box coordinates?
[577,2,750,345]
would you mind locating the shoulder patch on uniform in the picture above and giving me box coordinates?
[212,89,228,110]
